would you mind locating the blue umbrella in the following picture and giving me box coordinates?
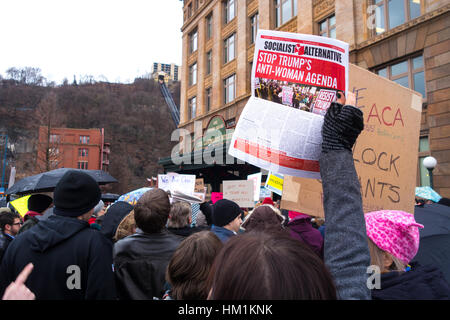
[117,187,152,205]
[415,186,442,203]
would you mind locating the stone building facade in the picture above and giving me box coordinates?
[176,0,449,196]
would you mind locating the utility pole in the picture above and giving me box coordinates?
[0,134,8,192]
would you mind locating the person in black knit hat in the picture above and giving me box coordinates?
[210,199,243,243]
[18,194,53,234]
[0,170,116,300]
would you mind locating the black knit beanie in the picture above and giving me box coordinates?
[212,199,243,227]
[53,170,101,217]
[28,194,53,213]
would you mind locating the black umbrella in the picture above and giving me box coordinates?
[412,203,450,284]
[6,168,118,195]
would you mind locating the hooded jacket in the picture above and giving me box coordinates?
[0,214,116,300]
[287,214,324,259]
[371,263,450,300]
[113,228,182,300]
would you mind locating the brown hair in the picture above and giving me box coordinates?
[134,188,170,234]
[207,231,337,299]
[166,231,223,300]
[367,238,405,273]
[167,201,191,228]
[241,205,285,232]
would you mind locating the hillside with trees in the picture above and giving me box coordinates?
[0,67,179,194]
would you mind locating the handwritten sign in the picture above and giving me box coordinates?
[223,180,255,208]
[158,173,196,195]
[195,178,205,193]
[281,64,422,217]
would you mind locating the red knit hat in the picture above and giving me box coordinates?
[262,197,274,206]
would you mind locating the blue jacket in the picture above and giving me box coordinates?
[211,225,236,243]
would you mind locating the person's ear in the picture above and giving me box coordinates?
[4,224,12,232]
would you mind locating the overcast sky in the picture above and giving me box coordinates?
[0,0,184,84]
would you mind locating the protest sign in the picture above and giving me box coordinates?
[228,29,349,179]
[158,173,196,195]
[247,172,262,201]
[281,64,422,217]
[260,186,272,199]
[211,192,223,204]
[195,178,205,193]
[223,180,255,208]
[264,172,284,196]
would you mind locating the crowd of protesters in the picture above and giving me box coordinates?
[0,92,449,300]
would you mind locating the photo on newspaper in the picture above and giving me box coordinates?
[229,29,349,179]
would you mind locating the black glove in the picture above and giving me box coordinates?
[321,102,364,152]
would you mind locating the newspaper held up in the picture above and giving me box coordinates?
[228,30,349,179]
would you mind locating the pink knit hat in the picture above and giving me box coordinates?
[365,210,424,265]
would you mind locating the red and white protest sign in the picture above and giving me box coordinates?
[229,30,349,179]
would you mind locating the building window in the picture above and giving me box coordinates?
[79,148,88,157]
[319,14,336,39]
[77,161,88,170]
[80,135,90,144]
[188,3,192,18]
[372,0,422,35]
[224,74,236,104]
[275,0,298,28]
[188,96,197,120]
[224,0,236,24]
[189,29,198,54]
[206,13,213,40]
[224,33,236,64]
[189,62,197,86]
[206,50,212,75]
[250,13,259,44]
[418,136,430,186]
[376,55,425,98]
[205,87,212,112]
[49,134,60,143]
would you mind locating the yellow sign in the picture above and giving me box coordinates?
[9,195,31,217]
[265,172,284,196]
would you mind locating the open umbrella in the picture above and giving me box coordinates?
[412,203,450,284]
[415,186,442,203]
[6,168,118,195]
[117,187,152,206]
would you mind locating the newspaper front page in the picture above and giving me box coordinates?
[228,30,349,178]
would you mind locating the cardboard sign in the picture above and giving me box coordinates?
[211,192,223,204]
[195,178,205,193]
[247,172,262,202]
[223,180,255,208]
[281,64,422,217]
[265,172,284,196]
[158,173,196,195]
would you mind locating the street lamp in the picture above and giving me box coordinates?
[423,156,437,189]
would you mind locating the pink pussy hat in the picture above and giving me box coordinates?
[365,210,424,265]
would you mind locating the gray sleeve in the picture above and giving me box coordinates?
[320,150,371,300]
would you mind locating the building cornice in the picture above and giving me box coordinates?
[353,5,450,52]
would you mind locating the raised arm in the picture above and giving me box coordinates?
[320,91,371,300]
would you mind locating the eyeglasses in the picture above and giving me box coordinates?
[12,222,23,226]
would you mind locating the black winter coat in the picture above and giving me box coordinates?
[113,229,182,300]
[0,232,13,265]
[371,263,450,300]
[0,215,116,300]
